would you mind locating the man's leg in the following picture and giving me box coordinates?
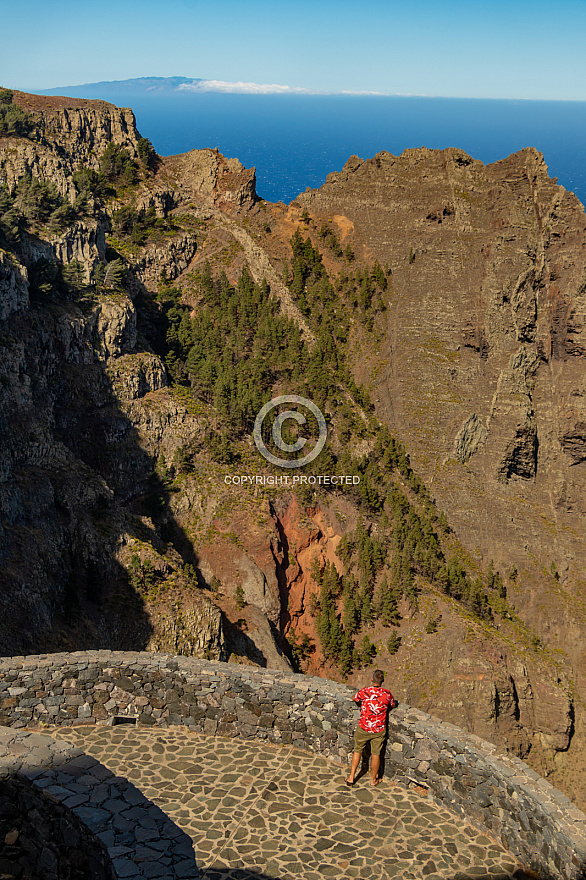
[369,731,385,786]
[346,750,362,784]
[370,754,380,786]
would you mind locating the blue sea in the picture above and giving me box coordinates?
[52,89,586,207]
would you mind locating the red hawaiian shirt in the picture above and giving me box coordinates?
[354,686,394,733]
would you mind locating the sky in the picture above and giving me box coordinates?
[2,0,586,101]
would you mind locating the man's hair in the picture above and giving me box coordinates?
[372,669,384,685]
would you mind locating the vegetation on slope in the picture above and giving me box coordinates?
[0,123,537,682]
[0,88,36,138]
[135,221,515,676]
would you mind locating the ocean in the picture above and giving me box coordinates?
[50,89,586,207]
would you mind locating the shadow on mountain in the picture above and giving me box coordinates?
[0,280,200,655]
[221,616,269,667]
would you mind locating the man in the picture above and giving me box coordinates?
[345,669,396,787]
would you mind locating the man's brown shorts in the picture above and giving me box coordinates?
[353,725,386,756]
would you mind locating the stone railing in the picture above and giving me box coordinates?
[1,650,586,880]
[0,725,199,879]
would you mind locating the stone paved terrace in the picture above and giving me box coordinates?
[48,725,531,880]
[4,653,586,878]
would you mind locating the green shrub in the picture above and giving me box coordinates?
[387,632,401,654]
[29,257,87,299]
[73,167,111,202]
[137,137,158,172]
[0,187,22,246]
[112,205,170,246]
[360,634,377,664]
[6,174,76,235]
[101,258,127,290]
[99,143,139,185]
[0,103,34,138]
[288,630,313,669]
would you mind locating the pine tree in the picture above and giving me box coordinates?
[137,136,158,171]
[342,590,359,635]
[360,635,376,665]
[142,560,156,590]
[128,553,142,591]
[328,612,343,658]
[178,311,194,352]
[339,631,354,674]
[371,260,387,290]
[387,631,401,655]
[359,587,374,627]
[380,577,401,626]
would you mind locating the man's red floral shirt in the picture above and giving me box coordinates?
[354,686,395,733]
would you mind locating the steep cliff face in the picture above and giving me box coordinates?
[0,91,264,666]
[0,95,226,661]
[3,91,141,197]
[0,250,28,319]
[294,147,586,662]
[259,495,572,768]
[293,147,586,800]
[160,148,257,212]
[0,266,225,657]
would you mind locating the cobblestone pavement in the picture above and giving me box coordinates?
[49,726,528,880]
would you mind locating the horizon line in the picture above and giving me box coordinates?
[14,76,586,103]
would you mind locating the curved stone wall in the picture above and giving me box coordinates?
[1,650,585,880]
[0,725,199,879]
[0,728,115,880]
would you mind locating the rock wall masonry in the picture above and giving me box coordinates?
[1,652,585,880]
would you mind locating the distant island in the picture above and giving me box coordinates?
[36,75,386,97]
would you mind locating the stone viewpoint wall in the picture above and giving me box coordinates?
[0,729,116,880]
[1,651,585,880]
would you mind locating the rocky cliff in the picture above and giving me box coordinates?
[0,92,227,662]
[292,147,586,801]
[2,91,586,807]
